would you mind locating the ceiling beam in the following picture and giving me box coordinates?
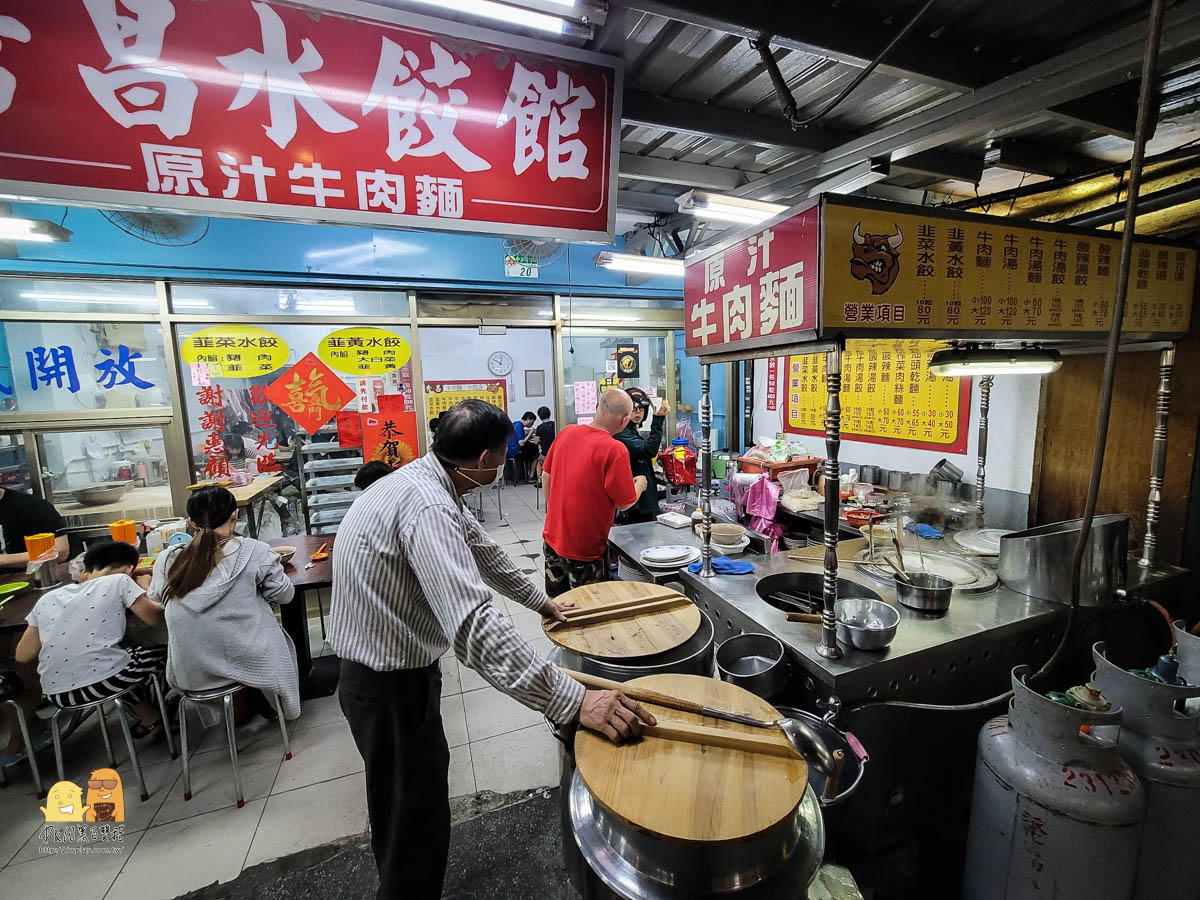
[735,1,1200,203]
[891,149,984,184]
[984,138,1107,177]
[807,158,890,198]
[612,0,1161,139]
[618,153,748,191]
[622,89,842,153]
[615,189,680,213]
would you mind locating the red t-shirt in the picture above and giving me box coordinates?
[542,424,637,561]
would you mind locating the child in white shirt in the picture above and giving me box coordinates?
[16,540,168,738]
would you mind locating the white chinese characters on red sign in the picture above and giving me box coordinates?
[683,209,819,355]
[0,0,616,239]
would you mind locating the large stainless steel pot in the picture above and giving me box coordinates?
[998,515,1128,605]
[568,768,824,899]
[549,609,715,682]
[774,705,869,836]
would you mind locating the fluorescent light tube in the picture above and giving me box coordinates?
[677,190,787,226]
[0,216,72,242]
[928,348,1063,377]
[400,0,564,34]
[595,252,684,277]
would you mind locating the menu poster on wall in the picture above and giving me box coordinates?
[424,380,508,418]
[264,353,356,435]
[362,411,419,469]
[0,1,620,241]
[180,325,289,378]
[784,340,970,453]
[766,358,780,411]
[318,327,412,376]
[823,198,1197,336]
[573,380,598,416]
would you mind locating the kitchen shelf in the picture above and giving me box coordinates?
[305,473,356,490]
[297,434,364,535]
[300,442,362,455]
[307,491,360,509]
[302,457,363,473]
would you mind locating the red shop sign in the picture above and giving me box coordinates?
[683,205,819,356]
[0,0,621,241]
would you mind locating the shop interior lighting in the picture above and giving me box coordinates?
[398,0,567,34]
[676,190,788,226]
[20,291,150,305]
[0,216,72,243]
[565,313,642,322]
[595,252,684,277]
[928,347,1063,377]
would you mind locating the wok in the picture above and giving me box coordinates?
[71,481,132,506]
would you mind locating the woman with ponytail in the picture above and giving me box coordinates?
[149,486,300,725]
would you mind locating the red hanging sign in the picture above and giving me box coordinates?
[0,0,620,241]
[335,409,362,448]
[683,206,820,356]
[264,352,354,435]
[361,410,419,469]
[766,358,780,411]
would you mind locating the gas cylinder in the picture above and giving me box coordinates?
[962,665,1145,899]
[1174,620,1200,710]
[1091,641,1200,899]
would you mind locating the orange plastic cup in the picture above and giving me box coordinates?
[109,520,138,544]
[24,533,56,559]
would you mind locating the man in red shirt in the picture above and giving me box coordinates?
[541,389,648,597]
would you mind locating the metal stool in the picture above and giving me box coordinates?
[49,675,175,803]
[2,699,45,799]
[179,685,291,809]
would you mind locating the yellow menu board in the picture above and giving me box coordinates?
[318,326,411,375]
[822,198,1196,335]
[424,380,508,418]
[784,340,969,452]
[179,325,289,378]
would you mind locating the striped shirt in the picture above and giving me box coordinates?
[329,453,585,725]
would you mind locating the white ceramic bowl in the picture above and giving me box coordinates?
[273,545,298,564]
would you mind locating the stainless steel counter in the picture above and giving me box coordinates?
[609,521,1067,705]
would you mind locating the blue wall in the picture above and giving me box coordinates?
[1,202,684,298]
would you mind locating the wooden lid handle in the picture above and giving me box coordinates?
[786,612,823,623]
[823,749,846,799]
[643,720,803,759]
[559,667,707,716]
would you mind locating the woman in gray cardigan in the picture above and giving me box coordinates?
[150,486,300,725]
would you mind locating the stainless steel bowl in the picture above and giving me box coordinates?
[70,481,132,506]
[834,597,899,651]
[894,572,954,612]
[715,632,787,700]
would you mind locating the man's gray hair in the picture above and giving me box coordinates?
[597,389,633,417]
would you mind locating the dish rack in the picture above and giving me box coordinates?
[298,439,363,535]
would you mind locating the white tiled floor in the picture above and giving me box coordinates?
[0,483,561,899]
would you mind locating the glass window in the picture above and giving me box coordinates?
[0,278,158,315]
[562,336,670,425]
[39,427,173,524]
[563,296,683,328]
[1,321,170,411]
[0,433,31,494]
[175,322,415,480]
[170,284,409,317]
[416,292,553,321]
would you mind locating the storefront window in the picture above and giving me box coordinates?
[0,433,30,494]
[170,284,409,317]
[563,336,669,425]
[0,321,170,412]
[0,277,159,315]
[39,427,173,524]
[563,296,682,328]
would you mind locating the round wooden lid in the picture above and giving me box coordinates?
[543,582,701,659]
[574,674,809,843]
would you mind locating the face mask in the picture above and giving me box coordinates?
[454,465,501,490]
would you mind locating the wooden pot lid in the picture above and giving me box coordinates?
[543,582,700,660]
[575,674,809,843]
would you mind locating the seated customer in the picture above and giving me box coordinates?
[0,487,68,568]
[534,406,556,478]
[150,486,299,724]
[15,540,167,738]
[354,460,393,491]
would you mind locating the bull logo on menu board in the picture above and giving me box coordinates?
[850,222,904,294]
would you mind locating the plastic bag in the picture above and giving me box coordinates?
[745,475,780,520]
[777,468,810,493]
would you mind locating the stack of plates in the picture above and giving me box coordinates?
[950,528,1011,556]
[781,532,809,550]
[639,545,702,569]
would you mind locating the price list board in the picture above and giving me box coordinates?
[784,340,970,453]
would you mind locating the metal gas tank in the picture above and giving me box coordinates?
[1174,620,1200,713]
[1091,641,1200,900]
[962,665,1145,900]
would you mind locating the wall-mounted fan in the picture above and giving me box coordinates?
[100,210,210,246]
[501,236,567,267]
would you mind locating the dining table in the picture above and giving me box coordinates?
[266,535,339,699]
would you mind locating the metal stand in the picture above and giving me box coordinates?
[818,348,842,659]
[976,375,994,514]
[1139,345,1175,568]
[699,363,714,578]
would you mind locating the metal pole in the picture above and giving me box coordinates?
[699,363,715,578]
[976,375,994,515]
[1139,345,1175,568]
[818,347,842,659]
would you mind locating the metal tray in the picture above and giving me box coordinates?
[854,549,999,595]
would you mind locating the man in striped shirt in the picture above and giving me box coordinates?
[330,400,654,900]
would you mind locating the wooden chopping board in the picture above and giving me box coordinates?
[575,674,808,843]
[787,537,868,562]
[542,582,700,660]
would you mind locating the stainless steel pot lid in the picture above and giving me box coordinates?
[855,549,999,595]
[949,528,1012,555]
